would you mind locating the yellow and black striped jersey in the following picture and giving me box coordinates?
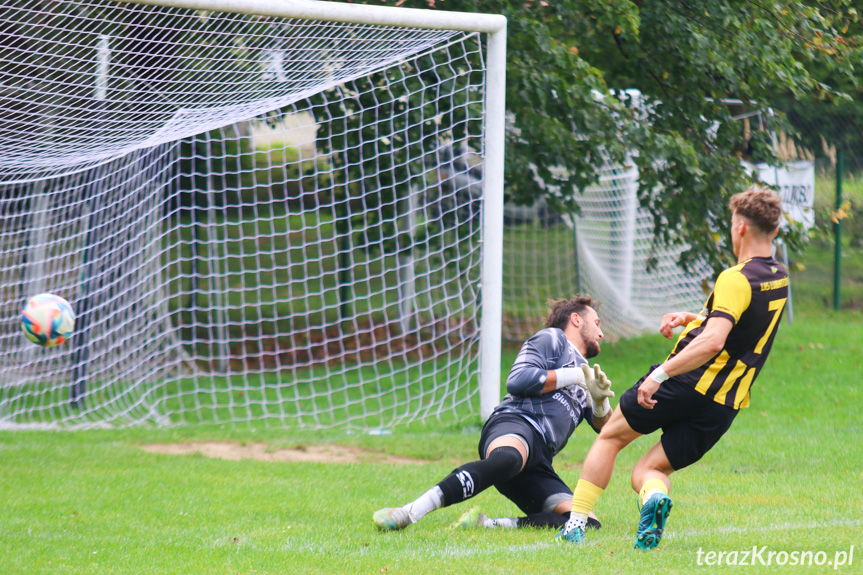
[668,256,788,409]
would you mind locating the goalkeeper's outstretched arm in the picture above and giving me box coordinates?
[506,330,587,396]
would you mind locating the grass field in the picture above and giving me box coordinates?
[4,174,863,573]
[3,238,862,574]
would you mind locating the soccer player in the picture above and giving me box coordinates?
[373,296,614,532]
[557,185,789,549]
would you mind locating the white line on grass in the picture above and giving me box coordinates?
[340,518,863,559]
[668,518,863,539]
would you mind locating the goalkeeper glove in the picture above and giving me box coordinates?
[581,363,614,418]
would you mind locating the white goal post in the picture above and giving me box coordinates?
[0,0,506,428]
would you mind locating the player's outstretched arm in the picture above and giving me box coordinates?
[659,311,697,339]
[507,330,587,396]
[640,316,733,408]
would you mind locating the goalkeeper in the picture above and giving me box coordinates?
[373,296,614,532]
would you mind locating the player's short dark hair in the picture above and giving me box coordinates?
[545,296,599,330]
[730,185,783,234]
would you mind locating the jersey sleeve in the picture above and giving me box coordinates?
[710,267,752,324]
[505,329,564,397]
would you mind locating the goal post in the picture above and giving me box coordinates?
[478,26,507,421]
[0,0,506,428]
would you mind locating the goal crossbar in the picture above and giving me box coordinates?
[115,0,507,33]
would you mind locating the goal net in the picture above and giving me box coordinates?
[502,151,711,342]
[0,0,506,429]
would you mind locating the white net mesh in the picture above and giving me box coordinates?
[1,0,488,428]
[2,1,465,182]
[502,153,710,342]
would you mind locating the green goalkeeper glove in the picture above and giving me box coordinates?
[581,363,614,418]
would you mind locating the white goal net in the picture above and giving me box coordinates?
[0,0,506,429]
[502,152,711,342]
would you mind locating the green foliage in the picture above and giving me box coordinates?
[303,42,485,260]
[774,8,863,155]
[349,0,862,274]
[808,168,863,249]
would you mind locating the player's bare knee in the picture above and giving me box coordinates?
[630,468,644,492]
[553,500,571,515]
[596,413,640,450]
[544,493,572,514]
[631,458,673,492]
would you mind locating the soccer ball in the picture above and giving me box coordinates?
[21,293,75,347]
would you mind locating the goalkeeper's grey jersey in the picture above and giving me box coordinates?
[491,327,596,457]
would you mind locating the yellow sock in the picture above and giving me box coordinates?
[638,478,668,505]
[571,479,604,515]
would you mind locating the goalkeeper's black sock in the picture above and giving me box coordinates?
[517,512,567,529]
[515,512,602,530]
[435,446,523,507]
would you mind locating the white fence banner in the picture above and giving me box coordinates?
[744,160,816,230]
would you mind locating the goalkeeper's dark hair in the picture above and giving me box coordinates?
[545,296,599,330]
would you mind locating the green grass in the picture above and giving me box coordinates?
[3,251,862,572]
[3,180,863,573]
[501,219,579,320]
[815,171,863,212]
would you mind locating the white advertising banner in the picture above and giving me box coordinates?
[743,160,816,230]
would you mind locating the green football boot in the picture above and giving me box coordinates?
[555,524,585,544]
[450,505,486,529]
[373,507,413,531]
[633,493,673,550]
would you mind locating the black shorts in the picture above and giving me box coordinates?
[618,365,739,471]
[478,414,571,515]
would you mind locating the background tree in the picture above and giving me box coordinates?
[351,0,862,273]
[774,11,863,160]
